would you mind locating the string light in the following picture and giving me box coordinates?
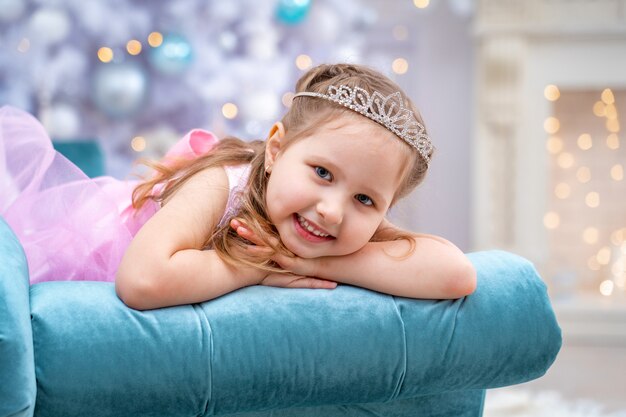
[605,103,617,120]
[593,101,606,117]
[295,54,312,70]
[607,133,620,149]
[557,152,574,169]
[148,32,163,47]
[543,212,560,229]
[585,191,600,208]
[555,183,570,199]
[222,103,238,119]
[131,136,146,152]
[544,85,560,101]
[601,88,615,105]
[597,247,612,265]
[606,118,620,133]
[126,40,142,55]
[611,164,624,181]
[599,280,614,296]
[282,92,295,107]
[583,227,599,244]
[392,58,409,75]
[413,0,430,8]
[546,136,564,154]
[97,47,114,63]
[611,229,625,246]
[544,117,560,134]
[577,133,592,150]
[588,256,601,271]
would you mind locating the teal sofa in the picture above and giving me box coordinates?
[0,217,561,417]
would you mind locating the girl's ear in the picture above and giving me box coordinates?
[265,122,286,166]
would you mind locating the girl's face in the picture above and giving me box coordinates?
[264,114,409,259]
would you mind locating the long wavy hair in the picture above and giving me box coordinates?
[131,63,434,272]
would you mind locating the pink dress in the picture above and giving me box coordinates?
[0,105,247,284]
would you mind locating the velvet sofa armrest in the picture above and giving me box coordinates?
[0,218,37,417]
[30,250,561,417]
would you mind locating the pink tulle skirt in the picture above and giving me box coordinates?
[0,106,218,284]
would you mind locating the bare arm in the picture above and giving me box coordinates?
[315,220,476,299]
[233,218,477,300]
[115,166,264,310]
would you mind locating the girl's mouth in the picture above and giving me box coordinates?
[292,214,335,242]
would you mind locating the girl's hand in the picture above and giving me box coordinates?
[229,218,336,290]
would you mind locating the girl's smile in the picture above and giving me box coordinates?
[293,213,335,242]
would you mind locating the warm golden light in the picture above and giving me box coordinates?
[222,103,238,119]
[607,133,620,149]
[555,183,571,199]
[601,88,615,105]
[600,280,614,296]
[557,152,574,169]
[543,211,560,229]
[392,58,409,75]
[597,247,612,265]
[413,0,430,8]
[544,85,560,101]
[585,191,600,208]
[611,164,624,181]
[546,136,564,154]
[295,54,312,70]
[392,25,408,41]
[126,40,142,55]
[17,38,30,53]
[606,118,620,133]
[544,117,560,134]
[97,47,114,63]
[583,227,599,244]
[577,133,592,150]
[611,229,625,246]
[588,256,601,271]
[282,92,295,107]
[576,166,591,183]
[605,103,617,120]
[131,136,146,152]
[148,32,163,47]
[593,101,606,117]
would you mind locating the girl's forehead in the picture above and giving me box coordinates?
[303,115,408,158]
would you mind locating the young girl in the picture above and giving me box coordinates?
[0,63,475,310]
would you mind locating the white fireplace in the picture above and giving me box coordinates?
[472,0,626,344]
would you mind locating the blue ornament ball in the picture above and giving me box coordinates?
[92,63,148,117]
[149,33,194,75]
[276,0,312,25]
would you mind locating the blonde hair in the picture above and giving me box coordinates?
[132,63,433,272]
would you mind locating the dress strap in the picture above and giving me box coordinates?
[218,164,251,228]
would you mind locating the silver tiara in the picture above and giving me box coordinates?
[293,85,433,164]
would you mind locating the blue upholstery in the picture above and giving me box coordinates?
[0,216,561,417]
[0,217,36,417]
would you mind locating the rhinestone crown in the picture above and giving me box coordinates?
[293,84,433,164]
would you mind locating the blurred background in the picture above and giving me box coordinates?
[1,0,625,414]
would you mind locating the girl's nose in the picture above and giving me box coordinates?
[316,198,343,226]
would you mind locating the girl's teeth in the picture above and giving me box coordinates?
[298,215,329,237]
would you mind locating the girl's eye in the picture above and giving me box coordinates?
[315,166,332,181]
[355,194,374,206]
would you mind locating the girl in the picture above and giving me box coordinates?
[0,63,475,310]
[116,63,476,309]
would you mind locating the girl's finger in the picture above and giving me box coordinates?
[288,278,337,289]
